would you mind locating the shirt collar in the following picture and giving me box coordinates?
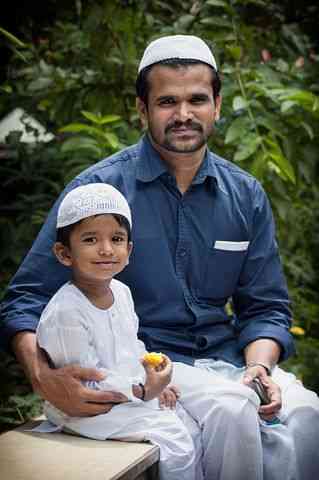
[136,134,225,192]
[136,134,168,182]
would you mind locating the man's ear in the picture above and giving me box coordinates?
[53,242,72,267]
[136,98,148,130]
[213,95,222,122]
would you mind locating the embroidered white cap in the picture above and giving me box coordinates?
[138,35,218,73]
[57,183,132,229]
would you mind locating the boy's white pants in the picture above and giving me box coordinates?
[45,400,202,480]
[173,360,319,480]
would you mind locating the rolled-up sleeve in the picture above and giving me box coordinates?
[233,181,295,361]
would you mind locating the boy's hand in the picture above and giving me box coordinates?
[159,385,180,409]
[141,354,173,401]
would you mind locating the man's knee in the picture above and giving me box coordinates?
[202,388,260,429]
[286,404,319,433]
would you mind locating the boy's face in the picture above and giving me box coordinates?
[54,214,132,286]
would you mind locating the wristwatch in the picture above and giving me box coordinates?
[245,361,273,377]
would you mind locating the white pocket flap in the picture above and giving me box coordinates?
[214,240,250,251]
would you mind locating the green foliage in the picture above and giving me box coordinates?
[0,351,42,432]
[1,0,319,427]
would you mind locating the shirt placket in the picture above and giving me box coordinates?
[175,198,195,313]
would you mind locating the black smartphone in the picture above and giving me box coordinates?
[251,378,270,405]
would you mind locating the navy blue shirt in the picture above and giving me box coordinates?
[0,135,295,365]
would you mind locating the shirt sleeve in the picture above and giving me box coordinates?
[232,180,295,361]
[0,179,82,352]
[37,300,141,402]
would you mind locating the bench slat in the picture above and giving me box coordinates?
[0,420,160,480]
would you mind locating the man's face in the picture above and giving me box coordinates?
[137,64,221,155]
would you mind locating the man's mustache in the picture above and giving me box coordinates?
[165,121,203,134]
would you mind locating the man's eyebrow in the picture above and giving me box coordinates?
[157,95,175,102]
[191,93,210,99]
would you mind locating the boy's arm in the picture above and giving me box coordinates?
[12,332,127,416]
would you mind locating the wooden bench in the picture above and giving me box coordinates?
[0,419,160,480]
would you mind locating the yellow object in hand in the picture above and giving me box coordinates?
[143,352,164,367]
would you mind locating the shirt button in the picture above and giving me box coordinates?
[196,336,208,349]
[180,248,187,257]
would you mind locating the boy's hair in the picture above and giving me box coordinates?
[56,213,131,247]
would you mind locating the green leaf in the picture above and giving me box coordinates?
[200,17,232,28]
[175,15,195,29]
[1,85,13,93]
[0,27,26,47]
[61,136,102,156]
[250,150,267,179]
[264,137,296,184]
[99,115,121,125]
[80,111,102,124]
[206,0,228,7]
[59,123,94,134]
[233,133,262,162]
[233,96,248,111]
[27,77,53,91]
[281,100,297,113]
[60,124,106,140]
[80,111,121,125]
[300,122,314,140]
[103,132,119,149]
[226,45,242,61]
[225,117,250,144]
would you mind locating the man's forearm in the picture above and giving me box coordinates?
[244,338,281,373]
[11,331,48,391]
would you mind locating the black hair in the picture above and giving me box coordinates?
[56,213,132,247]
[136,58,221,107]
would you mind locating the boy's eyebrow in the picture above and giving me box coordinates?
[113,229,128,237]
[80,231,97,237]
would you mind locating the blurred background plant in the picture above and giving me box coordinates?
[0,0,318,431]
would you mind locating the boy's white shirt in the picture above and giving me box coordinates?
[36,279,147,402]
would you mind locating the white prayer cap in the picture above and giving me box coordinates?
[138,35,218,73]
[57,183,132,229]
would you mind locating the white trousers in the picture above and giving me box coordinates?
[45,360,319,480]
[45,400,201,480]
[172,360,319,480]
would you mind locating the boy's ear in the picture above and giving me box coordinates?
[125,241,133,266]
[53,242,72,267]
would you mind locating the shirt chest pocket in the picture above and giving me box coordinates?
[197,241,249,301]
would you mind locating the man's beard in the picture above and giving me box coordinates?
[148,119,212,153]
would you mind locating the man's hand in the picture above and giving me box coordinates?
[12,332,127,417]
[34,361,128,417]
[159,385,180,409]
[242,364,282,420]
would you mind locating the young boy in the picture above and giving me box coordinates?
[36,183,200,480]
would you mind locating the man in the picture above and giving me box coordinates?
[1,35,319,479]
